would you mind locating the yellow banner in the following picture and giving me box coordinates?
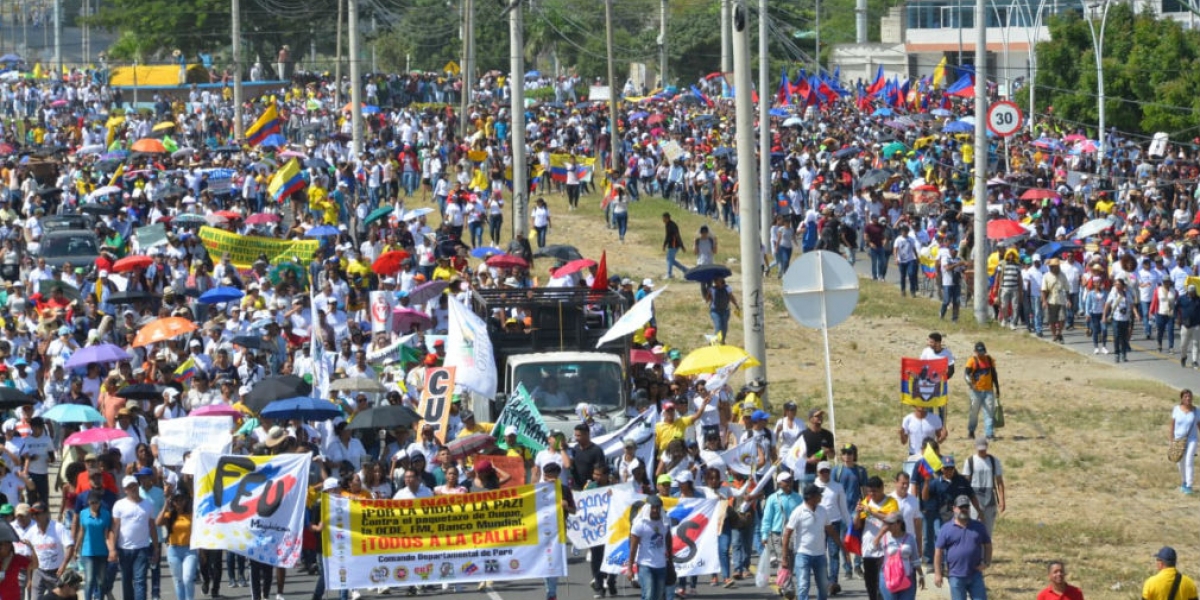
[197,226,321,270]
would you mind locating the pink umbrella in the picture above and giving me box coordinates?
[649,127,665,137]
[1063,134,1087,143]
[51,99,68,107]
[392,308,433,333]
[190,404,244,418]
[552,258,598,278]
[1077,140,1097,153]
[245,213,281,225]
[64,428,129,446]
[279,150,306,159]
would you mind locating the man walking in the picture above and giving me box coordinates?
[892,224,919,297]
[782,485,846,600]
[112,475,159,600]
[1037,561,1083,600]
[760,472,802,592]
[963,342,1000,441]
[1143,547,1197,600]
[1179,285,1200,369]
[662,212,689,279]
[960,438,1005,535]
[1042,258,1070,343]
[933,495,992,600]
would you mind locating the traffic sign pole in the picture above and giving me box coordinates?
[987,100,1022,138]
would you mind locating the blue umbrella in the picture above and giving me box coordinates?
[305,225,340,237]
[42,403,104,424]
[930,108,953,117]
[1034,241,1082,257]
[361,105,381,115]
[711,147,734,158]
[943,121,973,134]
[524,70,540,79]
[260,396,342,422]
[684,264,733,283]
[0,54,20,63]
[628,111,649,121]
[199,286,245,304]
[64,343,132,369]
[832,146,861,159]
[470,246,506,258]
[769,108,790,118]
[259,133,288,148]
[871,107,894,117]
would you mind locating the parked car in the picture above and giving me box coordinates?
[39,229,100,270]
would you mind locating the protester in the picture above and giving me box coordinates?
[959,439,1005,534]
[1143,547,1197,600]
[782,484,846,600]
[627,495,671,600]
[962,343,1000,441]
[1036,561,1084,600]
[933,495,992,600]
[1171,389,1199,494]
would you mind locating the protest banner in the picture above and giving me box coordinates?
[156,417,234,466]
[445,299,497,399]
[321,483,567,590]
[197,226,320,270]
[565,487,613,549]
[369,292,393,334]
[197,168,237,195]
[491,384,551,453]
[588,406,657,477]
[366,334,422,365]
[192,452,312,568]
[599,488,719,577]
[420,367,456,443]
[900,357,949,408]
[135,223,168,249]
[489,455,527,488]
[660,140,684,164]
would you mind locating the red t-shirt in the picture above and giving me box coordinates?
[1037,585,1084,600]
[75,471,119,495]
[0,553,30,600]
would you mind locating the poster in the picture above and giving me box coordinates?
[192,452,312,567]
[419,367,456,443]
[490,384,551,453]
[489,455,527,488]
[899,357,949,408]
[445,299,497,399]
[565,487,614,549]
[587,406,657,479]
[599,488,720,577]
[369,292,393,334]
[156,417,234,466]
[321,483,567,590]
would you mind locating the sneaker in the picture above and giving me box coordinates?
[352,592,363,600]
[229,582,239,589]
[608,585,619,596]
[829,583,842,596]
[677,589,687,598]
[203,582,211,595]
[710,577,720,587]
[1101,347,1108,355]
[855,566,864,577]
[277,595,287,600]
[1184,355,1190,368]
[1093,347,1100,354]
[239,580,249,588]
[595,593,604,599]
[1186,486,1194,495]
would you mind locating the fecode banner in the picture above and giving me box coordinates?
[565,487,613,549]
[197,226,320,270]
[321,483,567,590]
[599,488,720,577]
[192,452,312,567]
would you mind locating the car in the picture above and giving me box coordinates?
[39,229,100,270]
[42,213,95,233]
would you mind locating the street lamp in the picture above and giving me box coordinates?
[1083,0,1110,161]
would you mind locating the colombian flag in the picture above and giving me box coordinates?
[917,444,944,479]
[246,103,282,147]
[173,356,197,383]
[548,154,595,183]
[268,159,307,202]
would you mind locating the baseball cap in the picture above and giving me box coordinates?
[135,467,154,478]
[504,425,518,437]
[642,278,654,288]
[122,476,139,488]
[622,437,637,448]
[751,410,769,422]
[942,455,956,468]
[776,472,793,482]
[974,342,987,353]
[817,461,832,472]
[646,495,664,507]
[675,471,694,484]
[30,502,46,514]
[13,503,29,516]
[1156,547,1178,563]
[975,437,989,450]
[656,474,673,485]
[662,402,676,411]
[322,477,341,491]
[808,408,825,419]
[954,495,971,508]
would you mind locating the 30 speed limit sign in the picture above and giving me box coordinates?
[986,101,1022,137]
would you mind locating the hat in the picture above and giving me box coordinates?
[975,437,989,450]
[644,327,657,338]
[954,495,971,508]
[13,503,29,516]
[0,505,12,516]
[841,443,858,455]
[974,342,987,353]
[942,455,956,468]
[747,378,767,392]
[504,425,518,437]
[423,353,438,366]
[84,452,98,461]
[802,484,823,498]
[265,426,290,448]
[459,410,475,422]
[322,477,341,491]
[817,460,832,472]
[642,278,654,288]
[30,501,46,514]
[667,349,682,360]
[776,471,793,482]
[675,470,694,484]
[661,401,676,411]
[656,474,673,485]
[475,459,494,474]
[621,278,633,286]
[1156,547,1178,564]
[751,410,769,422]
[135,467,154,478]
[121,476,139,488]
[808,408,825,419]
[1047,258,1060,266]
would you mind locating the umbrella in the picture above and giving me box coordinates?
[199,287,244,304]
[346,405,422,431]
[533,244,583,262]
[115,384,168,400]
[647,114,666,125]
[214,210,242,220]
[64,427,129,446]
[112,255,153,273]
[305,225,340,237]
[231,335,268,350]
[1020,188,1058,201]
[132,317,198,347]
[881,142,907,159]
[393,308,433,332]
[630,349,661,365]
[782,116,803,127]
[684,264,733,283]
[857,169,894,188]
[131,138,167,153]
[305,157,331,170]
[89,185,122,199]
[1069,217,1114,239]
[485,254,529,270]
[711,147,734,158]
[260,396,342,421]
[78,144,105,156]
[330,377,389,394]
[0,388,35,409]
[674,345,762,376]
[38,280,81,301]
[628,111,649,121]
[910,113,936,121]
[243,375,313,413]
[171,148,197,160]
[407,280,450,305]
[942,121,973,134]
[64,343,132,369]
[1034,241,1083,257]
[190,404,244,418]
[871,107,894,117]
[445,433,497,460]
[552,258,597,278]
[1063,134,1087,142]
[259,134,288,148]
[832,147,861,159]
[364,205,395,226]
[268,263,307,287]
[372,250,411,276]
[470,246,506,258]
[245,213,281,225]
[108,290,154,305]
[930,108,953,117]
[401,207,435,221]
[152,121,175,132]
[42,403,104,424]
[173,214,207,225]
[437,239,470,257]
[204,214,228,226]
[986,219,1028,240]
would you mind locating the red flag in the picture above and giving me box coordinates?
[591,251,608,292]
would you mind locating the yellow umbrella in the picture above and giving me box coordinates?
[674,345,761,376]
[152,121,175,132]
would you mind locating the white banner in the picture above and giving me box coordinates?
[565,487,614,549]
[599,488,720,577]
[587,407,657,478]
[192,452,312,567]
[595,287,666,348]
[445,299,497,399]
[369,292,393,334]
[155,417,233,466]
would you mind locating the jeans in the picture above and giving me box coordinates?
[794,553,829,600]
[488,214,503,245]
[666,247,688,278]
[828,521,845,584]
[614,212,628,241]
[1028,297,1044,334]
[118,546,152,600]
[878,572,917,600]
[870,248,889,280]
[941,284,961,320]
[402,172,419,196]
[1140,301,1152,337]
[1156,314,1176,349]
[899,261,918,295]
[1089,314,1108,347]
[468,221,484,248]
[29,472,48,504]
[535,225,548,248]
[637,565,665,600]
[545,576,559,599]
[775,246,793,277]
[922,510,942,564]
[566,184,580,208]
[1113,320,1132,357]
[731,521,754,574]
[710,309,730,343]
[948,571,987,600]
[1067,291,1079,328]
[717,531,732,579]
[167,545,199,600]
[967,389,996,438]
[83,556,115,600]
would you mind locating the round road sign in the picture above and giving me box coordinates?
[987,101,1022,137]
[780,250,860,329]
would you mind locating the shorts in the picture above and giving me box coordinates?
[1047,304,1064,323]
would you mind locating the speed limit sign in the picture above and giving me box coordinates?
[987,101,1022,137]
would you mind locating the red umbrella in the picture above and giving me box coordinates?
[631,349,660,365]
[372,250,411,275]
[245,213,281,225]
[553,258,598,278]
[986,219,1028,240]
[445,433,496,460]
[1020,188,1058,201]
[112,255,153,273]
[647,114,665,125]
[486,254,529,270]
[156,216,173,224]
[214,210,243,220]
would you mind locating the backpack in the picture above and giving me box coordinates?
[711,285,731,312]
[962,454,998,507]
[882,533,914,593]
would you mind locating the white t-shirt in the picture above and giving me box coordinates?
[393,485,434,500]
[630,516,668,568]
[21,520,73,570]
[785,503,831,556]
[112,496,156,550]
[889,492,921,539]
[18,432,53,475]
[900,413,943,456]
[532,206,551,228]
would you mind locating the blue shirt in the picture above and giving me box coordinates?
[934,518,990,577]
[74,489,119,515]
[831,464,867,515]
[78,508,113,557]
[760,489,803,537]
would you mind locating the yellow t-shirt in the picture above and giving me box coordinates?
[1144,568,1198,600]
[655,414,697,451]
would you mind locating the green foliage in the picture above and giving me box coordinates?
[1028,4,1200,135]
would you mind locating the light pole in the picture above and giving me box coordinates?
[1083,0,1110,161]
[1017,0,1049,133]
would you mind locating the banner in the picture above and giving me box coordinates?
[136,223,168,249]
[197,168,238,195]
[565,487,614,549]
[489,455,527,488]
[599,488,719,577]
[366,334,422,365]
[419,367,456,443]
[588,406,657,479]
[445,299,497,399]
[192,452,312,567]
[322,483,567,590]
[491,384,551,453]
[197,226,320,270]
[660,141,685,164]
[900,357,949,408]
[369,291,393,334]
[548,154,596,183]
[156,416,233,466]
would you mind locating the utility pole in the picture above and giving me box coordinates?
[348,0,363,155]
[720,0,731,72]
[509,0,529,238]
[53,0,60,74]
[732,0,767,387]
[232,0,244,140]
[605,0,620,173]
[972,0,989,324]
[658,0,667,88]
[815,0,821,71]
[460,0,474,137]
[758,0,770,251]
[335,0,343,104]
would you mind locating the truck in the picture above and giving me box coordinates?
[467,286,632,433]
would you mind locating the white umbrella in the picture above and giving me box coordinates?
[88,185,122,200]
[595,287,667,348]
[782,117,803,127]
[1068,217,1114,240]
[402,207,435,221]
[78,144,105,156]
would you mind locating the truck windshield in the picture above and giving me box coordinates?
[513,361,623,413]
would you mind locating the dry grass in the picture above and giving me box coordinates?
[529,186,1186,600]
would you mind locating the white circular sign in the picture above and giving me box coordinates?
[780,250,860,329]
[987,101,1022,138]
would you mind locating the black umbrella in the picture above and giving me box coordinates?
[231,335,267,350]
[212,145,241,154]
[35,187,62,197]
[304,157,330,170]
[858,169,894,188]
[533,244,583,262]
[107,290,155,305]
[79,204,116,216]
[244,375,312,413]
[0,521,17,543]
[346,405,422,431]
[115,384,167,400]
[684,264,733,283]
[0,389,34,410]
[437,238,470,258]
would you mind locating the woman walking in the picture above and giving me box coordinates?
[872,514,922,600]
[73,493,116,600]
[158,488,199,600]
[1171,389,1198,494]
